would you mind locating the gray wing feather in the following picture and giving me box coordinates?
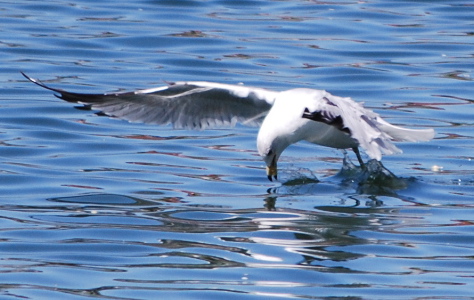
[22,73,276,129]
[303,92,434,160]
[303,93,402,160]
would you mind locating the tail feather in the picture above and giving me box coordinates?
[378,119,435,142]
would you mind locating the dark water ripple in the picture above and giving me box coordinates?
[1,195,473,299]
[1,0,473,299]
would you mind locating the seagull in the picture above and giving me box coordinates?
[22,72,435,181]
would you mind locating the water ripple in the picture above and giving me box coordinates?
[1,0,473,299]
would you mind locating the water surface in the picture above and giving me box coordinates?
[1,1,473,299]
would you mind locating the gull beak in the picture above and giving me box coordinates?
[266,163,277,182]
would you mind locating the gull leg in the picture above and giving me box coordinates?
[352,147,365,168]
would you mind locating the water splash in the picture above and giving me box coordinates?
[337,153,411,195]
[271,152,412,197]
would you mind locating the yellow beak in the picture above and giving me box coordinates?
[266,165,277,181]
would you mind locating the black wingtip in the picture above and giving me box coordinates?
[21,71,79,102]
[21,71,35,83]
[21,71,60,93]
[21,71,43,86]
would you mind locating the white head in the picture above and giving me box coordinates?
[257,134,286,181]
[256,89,315,181]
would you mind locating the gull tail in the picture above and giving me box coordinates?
[378,119,435,142]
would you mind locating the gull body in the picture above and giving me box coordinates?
[22,73,435,181]
[257,88,360,179]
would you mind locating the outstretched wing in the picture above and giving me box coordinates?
[22,72,277,129]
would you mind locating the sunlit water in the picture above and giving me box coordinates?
[1,1,473,299]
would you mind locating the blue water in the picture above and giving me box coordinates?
[1,1,473,299]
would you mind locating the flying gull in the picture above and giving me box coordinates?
[22,72,435,181]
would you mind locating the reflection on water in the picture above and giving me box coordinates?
[4,191,470,299]
[1,0,473,299]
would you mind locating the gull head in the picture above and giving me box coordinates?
[262,149,278,181]
[257,116,289,181]
[257,134,289,182]
[256,89,313,181]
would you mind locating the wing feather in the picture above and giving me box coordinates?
[302,93,402,160]
[22,72,277,129]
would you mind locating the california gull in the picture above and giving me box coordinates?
[22,72,435,181]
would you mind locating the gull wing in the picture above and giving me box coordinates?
[302,92,434,160]
[22,72,277,129]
